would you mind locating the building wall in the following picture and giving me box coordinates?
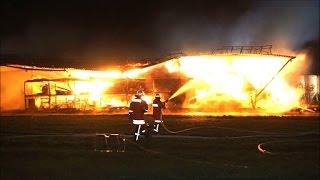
[298,75,320,103]
[0,66,68,111]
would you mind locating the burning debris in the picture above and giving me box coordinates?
[1,46,319,115]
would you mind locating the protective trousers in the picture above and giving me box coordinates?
[153,115,162,133]
[133,120,145,141]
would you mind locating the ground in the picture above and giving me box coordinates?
[0,114,319,179]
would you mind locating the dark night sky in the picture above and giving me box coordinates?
[0,0,319,72]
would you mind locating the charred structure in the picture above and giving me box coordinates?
[1,46,319,114]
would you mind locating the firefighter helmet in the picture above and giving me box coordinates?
[135,90,144,97]
[155,93,160,98]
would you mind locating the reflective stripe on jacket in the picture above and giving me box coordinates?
[152,99,165,119]
[129,98,148,120]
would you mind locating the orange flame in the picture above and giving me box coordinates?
[167,54,305,113]
[0,53,308,114]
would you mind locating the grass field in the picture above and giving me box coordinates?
[0,114,319,179]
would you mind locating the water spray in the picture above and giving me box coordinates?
[168,79,199,100]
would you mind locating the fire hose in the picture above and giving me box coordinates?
[160,121,203,134]
[257,139,320,168]
[160,120,295,135]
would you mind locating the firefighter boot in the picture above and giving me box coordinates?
[153,123,160,135]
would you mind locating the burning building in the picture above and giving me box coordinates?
[1,45,319,115]
[0,57,187,113]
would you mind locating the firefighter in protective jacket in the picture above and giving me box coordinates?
[129,90,148,141]
[152,93,167,134]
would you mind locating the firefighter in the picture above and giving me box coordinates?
[129,90,148,142]
[152,93,167,134]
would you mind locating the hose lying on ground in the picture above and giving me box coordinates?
[160,121,305,135]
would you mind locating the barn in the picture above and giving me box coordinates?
[1,46,319,114]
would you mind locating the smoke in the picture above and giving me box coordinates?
[1,0,318,69]
[153,0,319,63]
[229,0,319,75]
[300,40,319,74]
[228,0,319,53]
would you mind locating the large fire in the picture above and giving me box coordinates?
[165,54,305,113]
[1,53,312,115]
[20,65,156,111]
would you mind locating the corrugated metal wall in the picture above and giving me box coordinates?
[298,75,320,103]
